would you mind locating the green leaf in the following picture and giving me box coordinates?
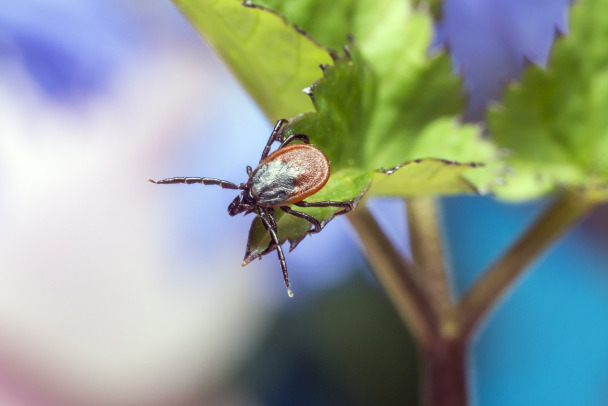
[243,209,310,265]
[488,0,608,201]
[172,0,333,121]
[176,0,498,261]
[176,0,496,194]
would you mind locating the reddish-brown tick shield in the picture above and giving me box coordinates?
[250,144,330,207]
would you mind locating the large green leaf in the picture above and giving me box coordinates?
[488,0,608,201]
[172,0,332,120]
[174,0,498,264]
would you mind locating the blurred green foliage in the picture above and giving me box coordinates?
[488,0,608,200]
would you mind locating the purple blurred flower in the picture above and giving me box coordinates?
[436,0,573,120]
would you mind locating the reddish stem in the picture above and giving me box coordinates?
[421,338,468,406]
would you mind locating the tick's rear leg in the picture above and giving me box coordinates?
[280,133,310,148]
[280,206,324,234]
[255,207,293,297]
[295,200,354,216]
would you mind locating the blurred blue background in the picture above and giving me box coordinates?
[0,0,606,405]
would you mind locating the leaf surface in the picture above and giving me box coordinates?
[173,0,333,121]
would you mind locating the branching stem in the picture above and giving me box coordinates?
[349,194,595,406]
[348,206,437,345]
[407,197,453,328]
[458,194,596,338]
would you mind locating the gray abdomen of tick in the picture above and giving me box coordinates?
[250,160,298,206]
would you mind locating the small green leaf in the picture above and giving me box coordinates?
[488,0,608,200]
[172,0,333,121]
[243,209,310,265]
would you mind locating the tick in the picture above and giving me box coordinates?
[149,119,354,297]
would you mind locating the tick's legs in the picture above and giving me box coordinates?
[266,207,279,234]
[280,134,310,147]
[282,201,354,234]
[255,206,293,297]
[280,206,324,234]
[260,119,288,161]
[295,200,354,215]
[148,177,246,190]
[260,119,311,161]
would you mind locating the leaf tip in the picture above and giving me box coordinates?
[329,49,340,62]
[288,234,306,252]
[302,85,313,96]
[343,44,352,59]
[242,256,252,267]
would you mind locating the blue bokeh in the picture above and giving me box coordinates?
[442,197,608,406]
[0,0,194,103]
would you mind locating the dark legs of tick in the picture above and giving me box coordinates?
[260,119,310,161]
[280,133,310,147]
[280,206,324,234]
[255,206,293,297]
[148,177,246,190]
[295,200,354,213]
[260,119,288,161]
[281,201,354,234]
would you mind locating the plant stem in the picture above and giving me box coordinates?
[350,194,594,406]
[408,198,467,406]
[348,205,437,345]
[421,338,468,406]
[458,195,596,338]
[407,198,453,321]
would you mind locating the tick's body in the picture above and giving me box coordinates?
[149,119,352,296]
[251,144,329,207]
